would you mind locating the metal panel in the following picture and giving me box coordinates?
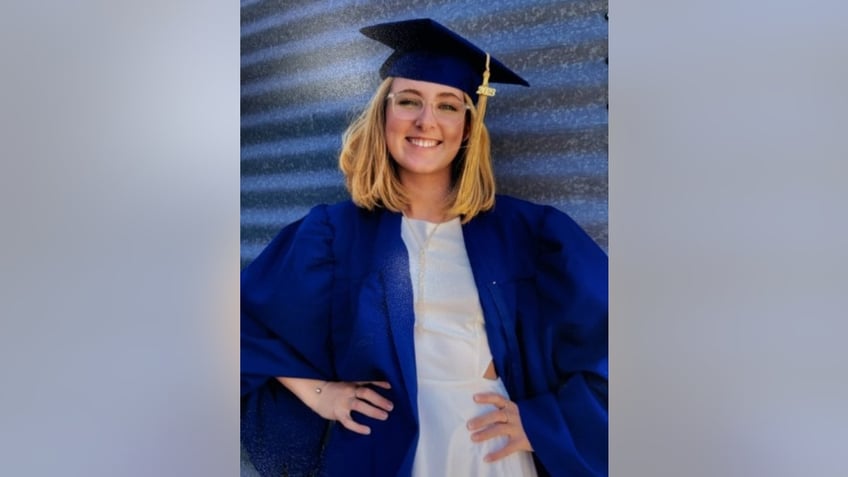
[241,0,608,267]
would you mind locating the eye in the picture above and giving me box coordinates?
[396,95,423,109]
[437,102,462,113]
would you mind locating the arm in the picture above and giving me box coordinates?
[241,205,395,430]
[240,206,337,476]
[240,206,394,475]
[240,207,334,396]
[464,202,607,475]
[521,205,608,476]
[469,202,608,476]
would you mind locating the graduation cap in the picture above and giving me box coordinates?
[359,18,529,103]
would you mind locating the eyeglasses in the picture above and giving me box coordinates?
[386,92,469,124]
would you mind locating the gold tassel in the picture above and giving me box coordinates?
[475,53,496,123]
[452,53,497,221]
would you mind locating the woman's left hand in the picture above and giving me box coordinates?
[467,392,534,462]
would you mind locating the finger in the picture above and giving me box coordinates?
[350,396,390,421]
[484,439,523,462]
[473,392,509,408]
[354,380,392,390]
[467,408,509,431]
[470,422,509,443]
[337,413,372,435]
[354,386,394,412]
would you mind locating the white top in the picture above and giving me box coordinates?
[402,217,538,477]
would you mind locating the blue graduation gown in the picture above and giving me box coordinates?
[241,195,608,477]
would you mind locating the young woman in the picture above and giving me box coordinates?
[241,18,608,477]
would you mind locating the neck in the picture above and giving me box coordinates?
[404,203,452,223]
[400,174,454,223]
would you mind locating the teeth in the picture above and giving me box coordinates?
[409,138,439,148]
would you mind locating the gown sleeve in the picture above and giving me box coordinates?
[241,204,337,395]
[517,205,608,477]
[240,204,337,477]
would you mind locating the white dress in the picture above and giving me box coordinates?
[402,217,538,477]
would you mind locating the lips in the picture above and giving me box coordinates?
[407,137,441,148]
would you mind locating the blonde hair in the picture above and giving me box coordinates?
[338,77,496,223]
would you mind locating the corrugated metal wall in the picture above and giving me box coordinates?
[241,0,608,268]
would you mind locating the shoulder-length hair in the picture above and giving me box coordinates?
[338,77,495,223]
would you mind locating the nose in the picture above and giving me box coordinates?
[414,102,437,129]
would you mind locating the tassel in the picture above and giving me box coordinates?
[453,53,497,220]
[474,53,496,123]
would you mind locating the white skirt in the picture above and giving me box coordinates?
[411,376,538,477]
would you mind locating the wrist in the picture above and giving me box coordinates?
[314,380,329,395]
[277,377,331,412]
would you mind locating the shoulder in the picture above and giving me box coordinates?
[244,201,382,277]
[319,200,387,233]
[299,200,380,229]
[485,195,606,258]
[464,195,552,255]
[323,199,360,217]
[485,194,577,233]
[490,194,547,220]
[295,200,393,254]
[252,200,364,263]
[492,194,542,211]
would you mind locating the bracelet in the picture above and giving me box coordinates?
[314,381,329,394]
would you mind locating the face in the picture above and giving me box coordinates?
[385,78,467,184]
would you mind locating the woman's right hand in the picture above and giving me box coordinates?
[277,377,394,435]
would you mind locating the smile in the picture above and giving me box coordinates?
[407,137,441,148]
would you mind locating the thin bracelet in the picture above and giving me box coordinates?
[314,381,329,394]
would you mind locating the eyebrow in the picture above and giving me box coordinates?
[393,88,464,101]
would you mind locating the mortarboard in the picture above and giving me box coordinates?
[359,18,529,103]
